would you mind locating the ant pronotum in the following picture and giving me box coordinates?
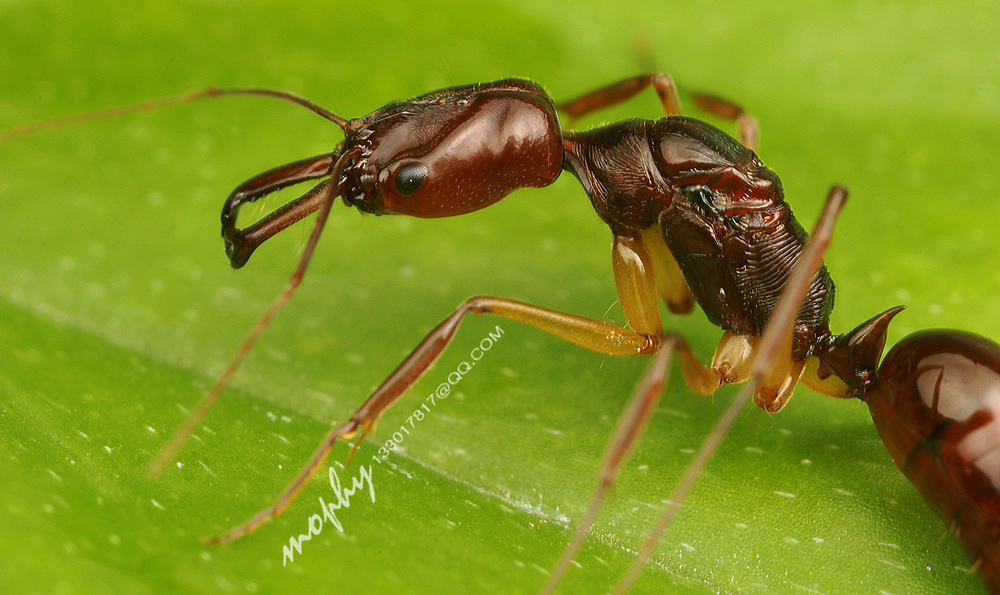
[3,73,998,594]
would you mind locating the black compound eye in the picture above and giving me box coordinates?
[394,162,428,195]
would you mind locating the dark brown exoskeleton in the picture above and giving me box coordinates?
[5,74,998,594]
[859,329,1000,594]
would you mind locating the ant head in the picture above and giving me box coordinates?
[817,306,906,395]
[336,80,562,218]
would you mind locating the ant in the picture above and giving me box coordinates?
[3,73,998,594]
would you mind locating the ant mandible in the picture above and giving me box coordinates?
[4,73,998,594]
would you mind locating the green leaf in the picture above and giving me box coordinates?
[1,1,998,594]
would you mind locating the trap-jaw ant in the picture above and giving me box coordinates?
[4,73,998,594]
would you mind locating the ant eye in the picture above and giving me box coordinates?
[394,162,428,195]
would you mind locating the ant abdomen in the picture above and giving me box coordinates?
[866,330,1000,593]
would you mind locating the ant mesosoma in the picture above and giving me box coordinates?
[3,73,997,594]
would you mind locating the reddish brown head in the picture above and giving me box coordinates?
[219,80,566,268]
[336,79,563,218]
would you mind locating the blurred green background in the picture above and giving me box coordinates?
[1,0,998,594]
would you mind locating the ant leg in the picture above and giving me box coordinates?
[206,294,703,543]
[537,235,718,593]
[539,337,678,595]
[147,178,339,477]
[613,233,716,393]
[208,230,722,544]
[4,88,351,480]
[612,185,849,593]
[638,225,695,314]
[557,74,759,153]
[691,92,760,152]
[558,73,682,123]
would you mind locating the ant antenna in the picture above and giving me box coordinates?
[0,87,347,143]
